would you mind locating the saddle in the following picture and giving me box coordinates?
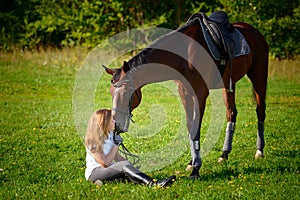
[188,11,250,63]
[187,11,250,91]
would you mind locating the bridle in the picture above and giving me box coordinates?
[112,77,141,165]
[111,78,141,132]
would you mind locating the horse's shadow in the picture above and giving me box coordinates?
[180,148,299,181]
[179,165,265,182]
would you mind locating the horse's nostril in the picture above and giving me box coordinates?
[114,123,123,134]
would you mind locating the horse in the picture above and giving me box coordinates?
[103,11,268,178]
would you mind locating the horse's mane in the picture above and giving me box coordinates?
[127,17,199,70]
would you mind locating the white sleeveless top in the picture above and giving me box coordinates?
[85,131,115,180]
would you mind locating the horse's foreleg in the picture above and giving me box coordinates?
[188,90,208,178]
[188,131,202,178]
[183,96,203,176]
[219,87,237,163]
[177,83,199,173]
[177,82,206,178]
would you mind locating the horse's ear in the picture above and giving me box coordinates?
[123,61,130,71]
[102,64,116,75]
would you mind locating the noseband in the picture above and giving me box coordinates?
[112,78,141,130]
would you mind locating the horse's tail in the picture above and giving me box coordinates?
[252,86,257,103]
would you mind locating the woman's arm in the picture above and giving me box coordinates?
[92,146,119,167]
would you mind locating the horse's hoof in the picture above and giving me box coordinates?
[189,172,200,179]
[218,157,227,163]
[255,150,265,159]
[190,174,200,179]
[189,167,200,179]
[185,165,193,171]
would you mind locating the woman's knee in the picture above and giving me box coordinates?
[120,160,131,165]
[112,160,131,170]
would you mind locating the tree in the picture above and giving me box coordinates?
[0,0,299,58]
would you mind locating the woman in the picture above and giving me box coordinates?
[84,109,176,187]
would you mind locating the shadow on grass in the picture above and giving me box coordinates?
[179,151,299,182]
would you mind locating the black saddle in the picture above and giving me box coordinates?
[208,10,230,26]
[188,11,249,61]
[205,11,234,58]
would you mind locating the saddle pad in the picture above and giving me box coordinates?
[199,20,250,60]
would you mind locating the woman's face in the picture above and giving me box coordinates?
[108,117,116,131]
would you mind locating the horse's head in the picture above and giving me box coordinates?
[103,62,142,134]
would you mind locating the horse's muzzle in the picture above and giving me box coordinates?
[114,122,126,134]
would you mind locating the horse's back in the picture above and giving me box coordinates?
[233,22,269,54]
[233,22,268,74]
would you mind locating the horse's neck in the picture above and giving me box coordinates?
[128,30,190,87]
[127,23,219,89]
[129,60,181,89]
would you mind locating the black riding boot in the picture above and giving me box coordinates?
[123,165,176,187]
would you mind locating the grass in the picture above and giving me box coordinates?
[0,49,299,199]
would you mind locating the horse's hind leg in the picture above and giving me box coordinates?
[218,87,238,163]
[247,71,267,158]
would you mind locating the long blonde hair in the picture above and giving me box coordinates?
[84,109,112,153]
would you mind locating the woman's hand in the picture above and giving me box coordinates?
[113,134,123,146]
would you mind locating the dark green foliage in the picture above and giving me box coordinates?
[218,0,300,59]
[0,0,299,58]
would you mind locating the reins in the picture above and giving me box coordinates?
[111,67,143,166]
[119,143,140,165]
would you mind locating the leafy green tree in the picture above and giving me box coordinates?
[0,0,299,58]
[218,0,300,58]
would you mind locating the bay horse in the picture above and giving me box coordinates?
[103,11,268,178]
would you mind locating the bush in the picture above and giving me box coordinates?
[0,0,299,58]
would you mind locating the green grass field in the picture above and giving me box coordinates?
[0,49,299,199]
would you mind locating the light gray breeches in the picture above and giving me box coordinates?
[88,160,132,182]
